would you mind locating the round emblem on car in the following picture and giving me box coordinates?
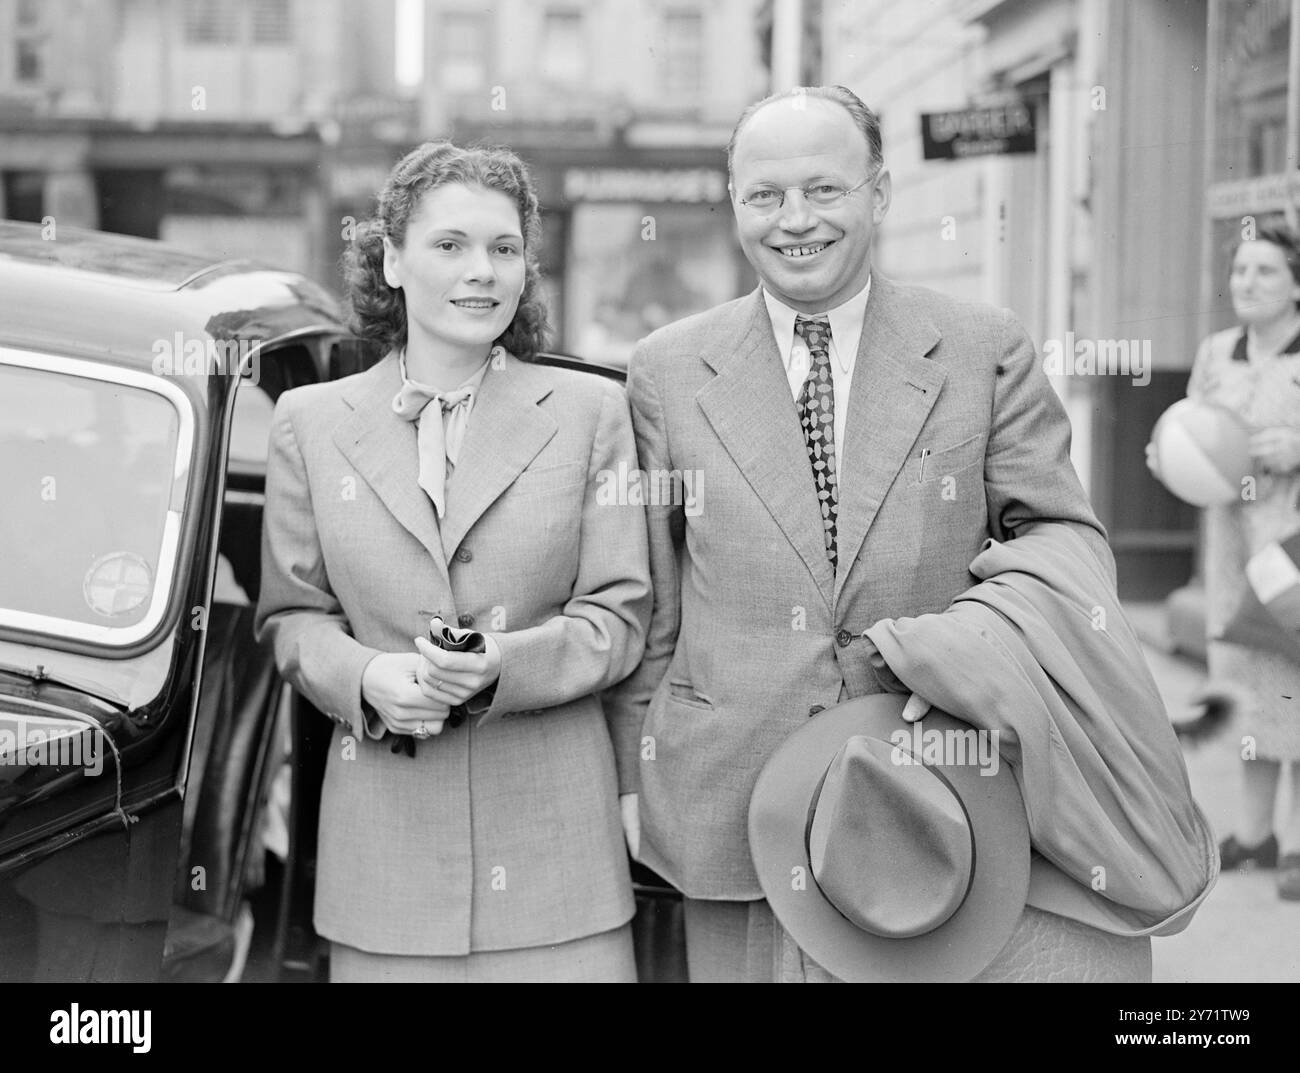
[83,552,153,618]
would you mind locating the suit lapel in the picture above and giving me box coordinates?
[332,352,451,587]
[696,289,836,608]
[833,275,946,603]
[439,354,558,560]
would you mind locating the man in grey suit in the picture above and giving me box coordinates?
[605,86,1129,981]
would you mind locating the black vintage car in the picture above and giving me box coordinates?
[0,222,684,983]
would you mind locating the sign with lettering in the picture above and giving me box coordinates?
[921,103,1036,160]
[562,167,728,203]
[1205,172,1300,218]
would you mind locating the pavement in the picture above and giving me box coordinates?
[1124,602,1300,983]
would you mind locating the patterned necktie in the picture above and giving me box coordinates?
[793,314,838,573]
[392,381,475,519]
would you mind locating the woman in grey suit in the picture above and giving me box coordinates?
[255,142,651,981]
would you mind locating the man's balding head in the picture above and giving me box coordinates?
[727,86,884,184]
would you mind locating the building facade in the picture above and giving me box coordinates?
[0,0,402,284]
[822,0,1211,599]
[418,0,768,364]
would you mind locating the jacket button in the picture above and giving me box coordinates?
[458,612,476,628]
[455,547,473,563]
[808,704,825,717]
[836,629,853,648]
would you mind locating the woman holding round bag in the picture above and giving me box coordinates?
[1149,224,1300,900]
[255,141,652,979]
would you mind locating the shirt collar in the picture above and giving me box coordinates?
[398,346,496,394]
[1232,325,1300,362]
[763,276,872,374]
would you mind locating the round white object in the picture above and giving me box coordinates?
[1149,398,1252,507]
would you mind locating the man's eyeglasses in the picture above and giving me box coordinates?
[737,174,877,215]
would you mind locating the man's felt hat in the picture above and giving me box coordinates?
[748,693,1031,982]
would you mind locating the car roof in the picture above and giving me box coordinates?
[0,221,346,372]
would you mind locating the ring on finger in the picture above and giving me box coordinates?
[414,722,430,740]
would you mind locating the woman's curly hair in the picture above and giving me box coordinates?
[342,141,550,361]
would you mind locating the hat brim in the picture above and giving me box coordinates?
[748,694,1030,982]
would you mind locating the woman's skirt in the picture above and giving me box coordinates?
[329,923,636,982]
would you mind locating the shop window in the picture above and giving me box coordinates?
[1211,0,1290,183]
[565,201,742,368]
[439,11,490,92]
[1206,0,1300,327]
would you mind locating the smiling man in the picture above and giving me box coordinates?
[605,86,1136,982]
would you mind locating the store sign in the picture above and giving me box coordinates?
[1205,173,1300,218]
[921,103,1036,160]
[562,168,728,203]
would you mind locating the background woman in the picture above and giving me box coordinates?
[255,141,651,979]
[1162,224,1300,901]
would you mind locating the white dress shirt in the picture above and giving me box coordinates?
[763,277,872,480]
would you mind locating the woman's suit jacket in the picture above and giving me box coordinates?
[254,350,651,956]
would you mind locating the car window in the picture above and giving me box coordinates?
[227,377,276,471]
[0,357,187,640]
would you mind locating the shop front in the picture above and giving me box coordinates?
[1159,0,1299,653]
[498,142,751,368]
[1204,0,1296,303]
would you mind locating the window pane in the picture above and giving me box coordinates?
[227,377,276,470]
[440,12,489,91]
[2,172,44,222]
[183,0,240,44]
[541,9,586,86]
[15,38,41,83]
[663,9,703,98]
[1211,0,1290,182]
[0,366,181,631]
[251,0,291,44]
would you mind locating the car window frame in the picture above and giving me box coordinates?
[0,345,196,652]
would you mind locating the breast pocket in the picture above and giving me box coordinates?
[910,432,985,486]
[666,680,714,711]
[509,460,586,498]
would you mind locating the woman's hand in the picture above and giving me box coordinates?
[413,631,503,705]
[1249,427,1300,474]
[361,652,451,737]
